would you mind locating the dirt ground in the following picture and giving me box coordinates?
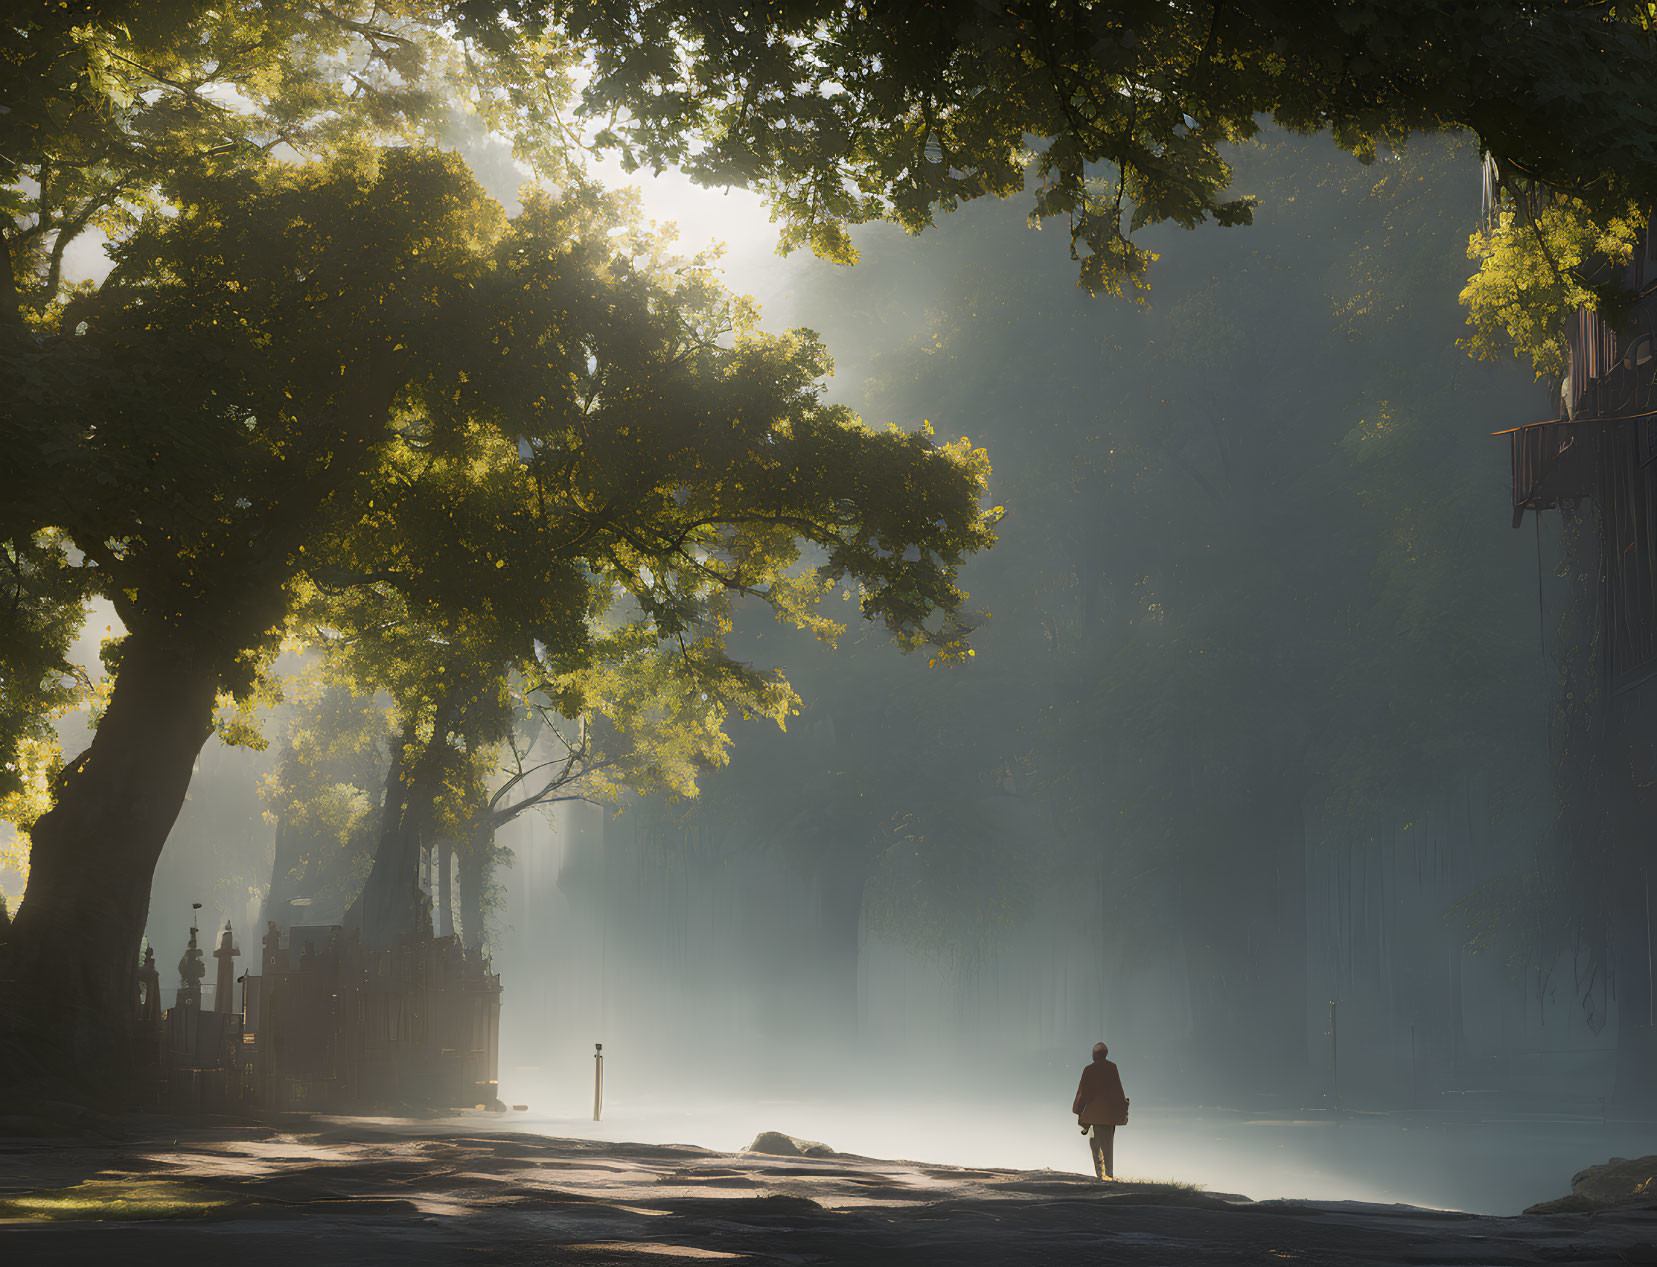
[2,1118,1656,1265]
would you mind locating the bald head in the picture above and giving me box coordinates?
[1092,1042,1108,1060]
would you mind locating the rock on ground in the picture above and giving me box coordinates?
[0,1119,1655,1265]
[1527,1154,1657,1215]
[744,1130,837,1158]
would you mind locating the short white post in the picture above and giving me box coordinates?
[593,1042,604,1121]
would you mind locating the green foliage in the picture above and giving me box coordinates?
[11,138,994,774]
[1461,200,1645,380]
[262,675,391,920]
[261,160,998,890]
[2,5,996,960]
[565,1,1657,296]
[0,533,91,873]
[1,2,575,320]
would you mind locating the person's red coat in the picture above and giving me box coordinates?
[1073,1058,1128,1126]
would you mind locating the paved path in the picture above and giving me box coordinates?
[2,1120,1656,1264]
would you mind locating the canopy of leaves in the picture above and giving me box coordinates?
[1462,191,1647,381]
[16,146,990,667]
[1,0,573,320]
[261,675,391,920]
[565,0,1657,295]
[2,144,995,922]
[2,6,999,952]
[0,533,89,874]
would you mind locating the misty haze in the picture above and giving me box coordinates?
[6,6,1657,1264]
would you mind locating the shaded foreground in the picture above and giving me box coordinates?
[2,1119,1656,1265]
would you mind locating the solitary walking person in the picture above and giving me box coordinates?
[1072,1041,1129,1179]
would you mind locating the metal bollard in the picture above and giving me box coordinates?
[593,1042,604,1121]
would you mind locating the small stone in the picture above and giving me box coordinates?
[745,1131,834,1158]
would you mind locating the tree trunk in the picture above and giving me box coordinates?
[346,721,445,949]
[437,838,454,939]
[350,823,431,949]
[0,628,220,1087]
[458,832,489,957]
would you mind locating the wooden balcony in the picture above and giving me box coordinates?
[1508,419,1598,526]
[1500,218,1657,690]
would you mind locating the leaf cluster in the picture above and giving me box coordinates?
[261,673,393,919]
[0,532,90,862]
[1461,197,1646,380]
[565,1,1657,295]
[2,1,577,320]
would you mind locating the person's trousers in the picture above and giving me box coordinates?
[1088,1125,1115,1179]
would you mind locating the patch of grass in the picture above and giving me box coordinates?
[0,1178,233,1221]
[1108,1177,1201,1191]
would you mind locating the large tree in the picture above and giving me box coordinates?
[0,1,571,1076]
[0,145,994,1083]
